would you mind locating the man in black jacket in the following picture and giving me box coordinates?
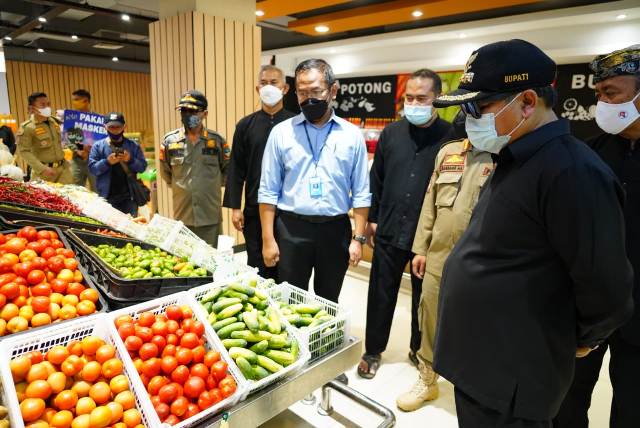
[433,39,634,428]
[554,45,640,428]
[224,65,294,279]
[358,69,452,379]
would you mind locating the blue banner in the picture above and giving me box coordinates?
[61,110,107,150]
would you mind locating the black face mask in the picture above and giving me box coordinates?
[300,97,329,123]
[108,131,124,142]
[181,113,202,130]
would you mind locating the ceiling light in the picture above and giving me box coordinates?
[315,25,329,33]
[112,56,119,62]
[38,16,47,23]
[71,34,78,40]
[37,48,44,53]
[3,36,11,41]
[459,33,467,39]
[412,10,423,18]
[616,14,627,20]
[121,14,130,22]
[255,10,265,17]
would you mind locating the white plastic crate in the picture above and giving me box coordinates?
[267,282,351,363]
[141,215,184,251]
[0,314,152,428]
[106,292,248,428]
[189,278,311,395]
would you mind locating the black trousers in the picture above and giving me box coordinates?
[455,387,552,428]
[553,331,640,428]
[243,213,279,281]
[365,240,422,355]
[276,213,351,302]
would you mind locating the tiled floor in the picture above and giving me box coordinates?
[249,261,613,428]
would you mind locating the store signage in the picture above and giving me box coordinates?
[334,75,397,118]
[554,63,600,141]
[61,110,107,150]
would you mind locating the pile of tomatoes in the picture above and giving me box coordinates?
[114,305,238,426]
[10,336,143,428]
[0,226,99,336]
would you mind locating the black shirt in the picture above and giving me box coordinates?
[223,108,296,216]
[588,132,640,345]
[369,117,452,250]
[0,126,16,155]
[433,119,633,420]
[108,142,130,202]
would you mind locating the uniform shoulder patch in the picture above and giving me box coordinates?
[163,128,184,144]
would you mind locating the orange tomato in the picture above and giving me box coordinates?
[109,374,129,395]
[57,269,74,282]
[175,347,193,365]
[63,258,78,271]
[50,409,74,427]
[15,382,27,402]
[10,355,32,381]
[70,413,90,428]
[81,336,104,356]
[6,315,28,333]
[89,381,111,405]
[76,300,96,316]
[79,289,99,304]
[20,397,46,422]
[121,408,141,428]
[114,315,134,329]
[73,270,83,283]
[54,389,79,411]
[114,390,135,410]
[58,304,78,320]
[101,358,123,379]
[61,355,83,377]
[80,361,101,382]
[31,313,52,327]
[31,296,50,313]
[106,401,124,425]
[47,371,67,394]
[25,379,52,400]
[67,282,85,297]
[27,363,50,383]
[75,396,96,415]
[47,345,69,365]
[25,350,44,364]
[71,380,92,398]
[0,302,19,321]
[67,340,83,356]
[95,344,115,364]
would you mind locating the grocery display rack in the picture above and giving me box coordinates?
[64,228,213,300]
[0,203,107,231]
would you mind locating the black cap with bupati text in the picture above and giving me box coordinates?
[433,39,557,107]
[176,90,208,111]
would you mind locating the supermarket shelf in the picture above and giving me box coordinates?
[196,336,363,427]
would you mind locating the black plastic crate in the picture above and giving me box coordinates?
[0,225,107,341]
[0,203,106,231]
[65,229,213,300]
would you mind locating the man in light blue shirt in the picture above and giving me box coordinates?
[258,58,371,302]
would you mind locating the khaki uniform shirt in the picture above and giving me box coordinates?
[412,139,494,277]
[16,115,66,176]
[160,128,230,227]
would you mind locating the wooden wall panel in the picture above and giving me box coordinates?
[5,60,154,151]
[150,11,261,247]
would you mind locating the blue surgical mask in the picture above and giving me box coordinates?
[404,104,433,126]
[465,93,525,154]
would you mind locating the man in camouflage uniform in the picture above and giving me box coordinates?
[17,92,72,183]
[160,90,230,247]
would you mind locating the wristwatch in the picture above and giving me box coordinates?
[352,234,367,244]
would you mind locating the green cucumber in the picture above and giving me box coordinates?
[229,282,255,296]
[207,312,217,325]
[202,288,223,303]
[224,290,250,302]
[281,307,293,316]
[222,338,247,349]
[266,307,282,335]
[252,365,270,380]
[249,340,269,354]
[293,303,322,315]
[264,350,295,366]
[268,335,288,349]
[314,310,329,319]
[243,310,259,333]
[202,301,213,313]
[285,314,301,325]
[228,347,258,364]
[291,339,300,360]
[230,330,272,342]
[243,303,254,312]
[256,300,268,310]
[309,315,334,328]
[297,317,314,327]
[258,315,269,331]
[218,303,244,319]
[212,317,238,331]
[254,289,268,300]
[248,296,261,305]
[217,322,246,339]
[235,356,255,380]
[212,297,242,313]
[257,355,284,373]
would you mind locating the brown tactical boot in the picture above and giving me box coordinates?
[396,362,439,411]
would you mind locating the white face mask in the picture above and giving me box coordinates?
[403,104,433,126]
[259,85,284,107]
[465,94,525,154]
[595,91,640,135]
[37,107,52,117]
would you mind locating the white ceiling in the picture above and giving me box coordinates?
[264,0,640,77]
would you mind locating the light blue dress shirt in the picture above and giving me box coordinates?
[258,111,371,216]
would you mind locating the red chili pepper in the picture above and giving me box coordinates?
[0,177,83,215]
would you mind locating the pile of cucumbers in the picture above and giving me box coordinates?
[275,301,335,330]
[199,279,301,381]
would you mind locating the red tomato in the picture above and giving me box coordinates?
[17,227,37,242]
[166,334,178,346]
[180,333,199,349]
[165,305,182,321]
[154,402,170,420]
[26,241,45,254]
[27,269,45,285]
[50,239,64,250]
[50,278,68,294]
[48,231,59,240]
[171,365,190,384]
[203,350,220,368]
[151,320,168,336]
[30,283,52,297]
[175,329,184,339]
[0,294,5,309]
[166,320,179,334]
[30,257,46,271]
[36,231,51,240]
[161,356,178,375]
[59,248,75,258]
[40,247,55,259]
[139,343,159,360]
[0,234,5,245]
[13,276,27,286]
[163,414,180,425]
[47,257,64,273]
[183,376,206,399]
[149,376,170,395]
[138,312,156,327]
[142,357,162,378]
[158,383,179,404]
[219,375,237,398]
[180,305,193,319]
[161,344,177,358]
[175,348,193,365]
[184,403,200,419]
[190,363,208,379]
[181,318,194,333]
[13,261,33,278]
[18,284,28,297]
[205,374,217,390]
[211,361,228,382]
[0,273,16,286]
[31,296,50,313]
[125,335,143,352]
[135,326,153,343]
[0,282,19,299]
[151,335,167,352]
[192,346,205,364]
[4,238,26,255]
[66,282,85,297]
[209,388,223,405]
[198,391,214,410]
[170,396,189,417]
[0,257,15,273]
[190,320,205,337]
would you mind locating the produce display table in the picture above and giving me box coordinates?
[194,336,394,428]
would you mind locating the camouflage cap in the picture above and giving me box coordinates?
[590,44,640,83]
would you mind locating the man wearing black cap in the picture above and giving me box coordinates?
[554,45,640,428]
[88,112,147,215]
[432,39,633,427]
[160,90,230,247]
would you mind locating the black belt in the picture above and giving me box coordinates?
[46,160,65,167]
[278,209,348,224]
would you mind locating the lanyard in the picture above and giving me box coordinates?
[303,120,334,169]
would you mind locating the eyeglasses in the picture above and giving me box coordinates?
[296,88,328,99]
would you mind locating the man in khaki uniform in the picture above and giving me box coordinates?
[396,137,493,411]
[160,90,230,247]
[17,92,72,183]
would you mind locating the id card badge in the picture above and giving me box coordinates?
[309,176,323,198]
